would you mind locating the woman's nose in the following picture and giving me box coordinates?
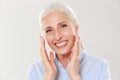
[54,30,62,41]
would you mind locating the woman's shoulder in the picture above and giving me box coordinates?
[80,49,111,80]
[26,61,44,80]
[27,61,44,74]
[81,49,108,65]
[80,49,110,75]
[28,61,44,72]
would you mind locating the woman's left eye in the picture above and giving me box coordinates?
[62,24,67,27]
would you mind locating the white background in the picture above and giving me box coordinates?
[0,0,120,80]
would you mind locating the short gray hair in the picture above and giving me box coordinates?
[39,2,80,35]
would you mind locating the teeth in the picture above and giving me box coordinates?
[56,41,67,47]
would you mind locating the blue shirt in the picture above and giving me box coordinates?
[26,49,112,80]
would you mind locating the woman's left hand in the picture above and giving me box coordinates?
[68,34,81,80]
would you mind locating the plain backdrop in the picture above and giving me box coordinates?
[0,0,120,80]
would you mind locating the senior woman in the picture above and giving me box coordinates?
[27,3,111,80]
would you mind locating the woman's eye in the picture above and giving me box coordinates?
[62,24,67,27]
[46,29,52,33]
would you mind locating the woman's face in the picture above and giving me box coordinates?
[41,10,77,55]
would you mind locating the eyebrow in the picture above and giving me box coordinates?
[57,21,67,26]
[43,26,53,31]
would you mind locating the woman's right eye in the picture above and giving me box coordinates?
[46,29,52,33]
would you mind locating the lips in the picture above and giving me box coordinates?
[55,40,68,48]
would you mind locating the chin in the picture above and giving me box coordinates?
[55,48,71,55]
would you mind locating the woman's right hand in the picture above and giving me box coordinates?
[40,36,57,80]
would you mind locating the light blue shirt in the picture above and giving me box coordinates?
[26,49,112,80]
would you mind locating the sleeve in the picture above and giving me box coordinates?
[26,63,44,80]
[99,61,112,80]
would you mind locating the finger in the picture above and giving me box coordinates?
[76,26,81,56]
[49,51,56,70]
[71,35,80,61]
[40,36,49,61]
[50,51,54,62]
[76,27,79,36]
[76,34,80,55]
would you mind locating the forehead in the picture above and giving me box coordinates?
[41,10,72,29]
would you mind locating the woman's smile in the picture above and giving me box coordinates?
[55,40,68,48]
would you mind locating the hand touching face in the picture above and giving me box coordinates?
[40,36,57,80]
[68,32,82,80]
[40,10,81,80]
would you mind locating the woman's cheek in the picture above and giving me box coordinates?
[46,34,53,42]
[62,28,74,36]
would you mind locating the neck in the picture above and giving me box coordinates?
[56,51,72,68]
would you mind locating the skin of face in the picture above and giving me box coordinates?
[41,10,77,57]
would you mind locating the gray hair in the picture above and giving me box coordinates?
[39,2,80,35]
